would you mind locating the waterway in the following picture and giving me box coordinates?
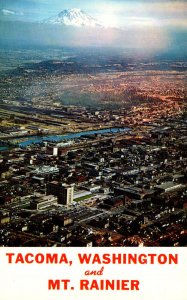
[14,127,130,147]
[0,146,8,151]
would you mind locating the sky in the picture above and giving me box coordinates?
[0,1,186,53]
[0,0,186,28]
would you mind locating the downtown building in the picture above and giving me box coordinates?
[46,181,74,205]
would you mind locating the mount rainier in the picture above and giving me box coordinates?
[42,8,104,28]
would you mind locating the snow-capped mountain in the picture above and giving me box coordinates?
[42,8,103,28]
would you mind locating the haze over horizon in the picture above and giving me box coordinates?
[0,1,186,55]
